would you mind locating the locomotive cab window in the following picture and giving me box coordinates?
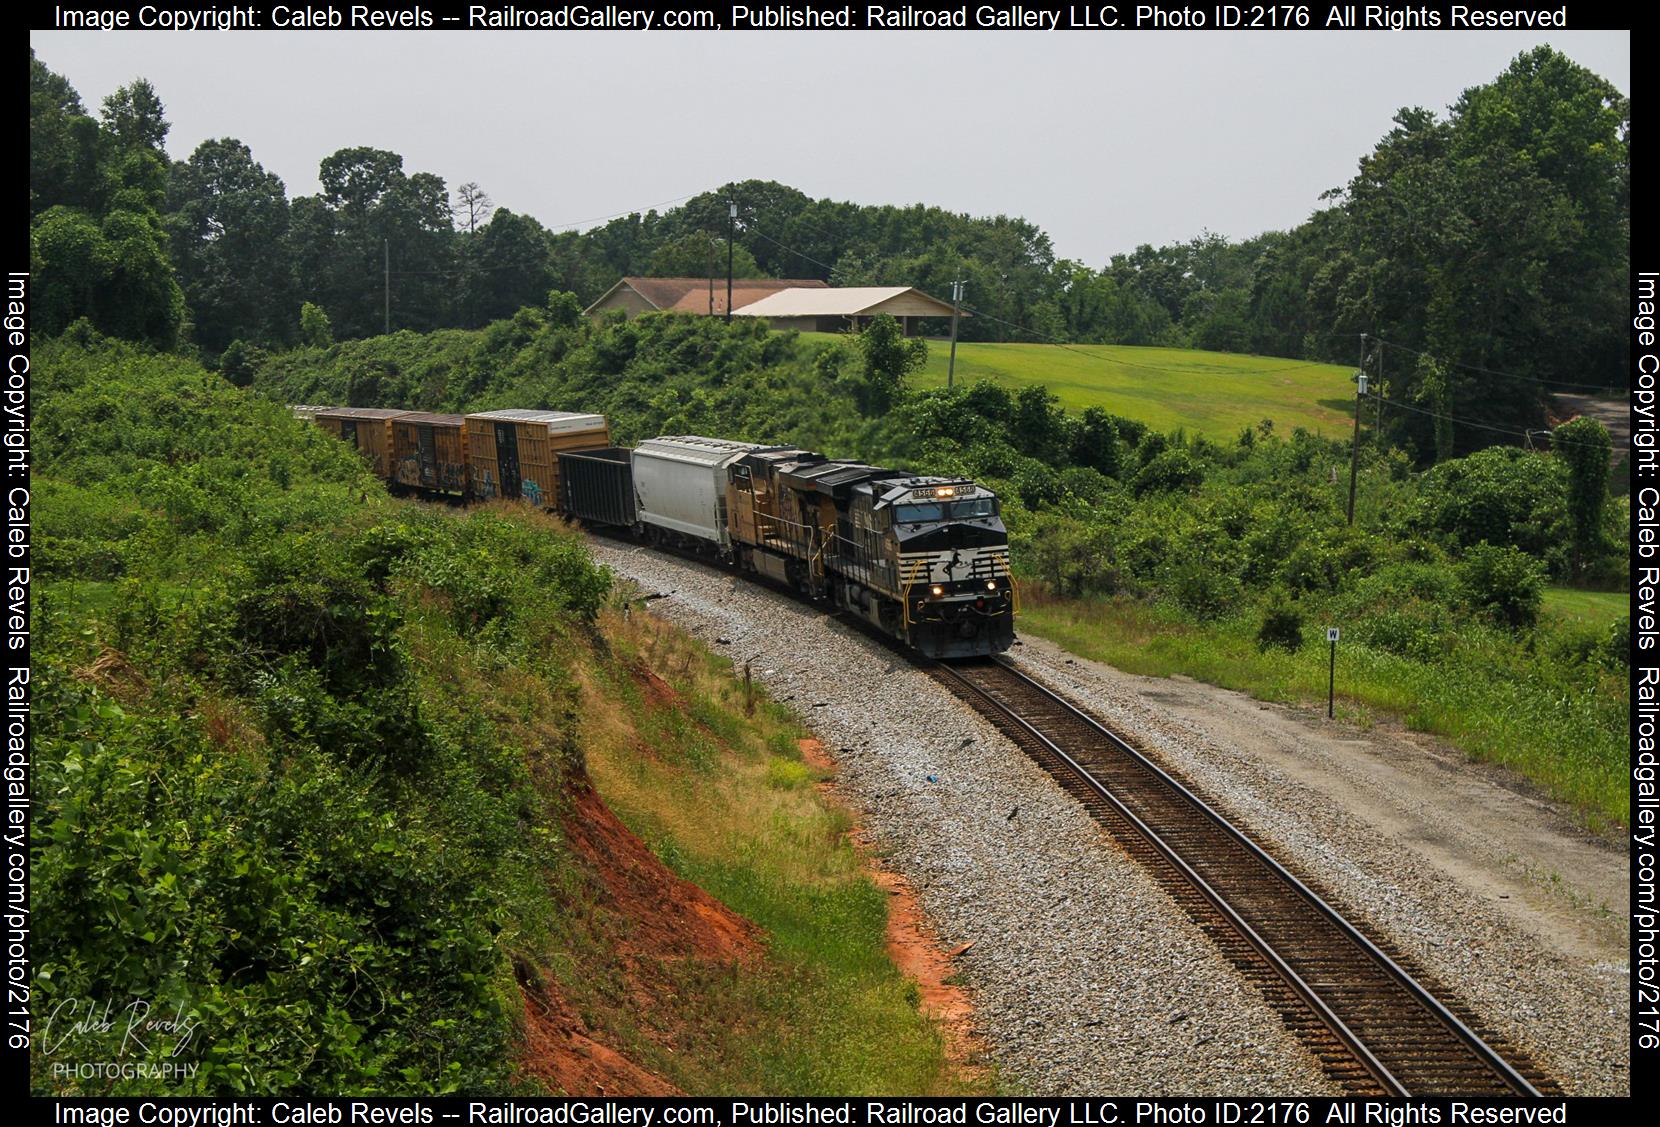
[895,498,997,523]
[895,503,945,523]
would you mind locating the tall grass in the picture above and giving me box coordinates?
[1017,591,1628,831]
[566,603,987,1095]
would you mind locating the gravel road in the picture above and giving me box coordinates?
[590,541,1333,1095]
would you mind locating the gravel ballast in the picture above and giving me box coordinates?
[591,542,1334,1095]
[1007,638,1628,1096]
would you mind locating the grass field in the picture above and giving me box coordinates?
[917,341,1358,437]
[804,333,1358,438]
[1541,586,1628,627]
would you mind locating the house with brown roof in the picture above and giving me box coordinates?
[584,276,828,319]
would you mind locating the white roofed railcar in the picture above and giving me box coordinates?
[631,436,767,551]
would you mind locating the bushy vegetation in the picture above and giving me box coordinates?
[254,304,874,455]
[35,336,986,1094]
[35,340,622,1094]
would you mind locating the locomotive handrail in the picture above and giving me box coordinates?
[993,550,1021,614]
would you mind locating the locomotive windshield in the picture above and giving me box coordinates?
[894,497,999,524]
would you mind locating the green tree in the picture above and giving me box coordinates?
[465,208,554,325]
[168,138,294,352]
[1457,543,1545,630]
[100,78,169,156]
[1413,355,1455,463]
[94,207,186,348]
[647,233,762,280]
[217,338,263,386]
[299,301,333,348]
[30,50,103,217]
[1070,407,1122,478]
[1012,384,1065,463]
[294,147,455,338]
[31,208,107,335]
[1553,416,1612,577]
[852,315,926,414]
[545,290,584,330]
[1413,446,1571,574]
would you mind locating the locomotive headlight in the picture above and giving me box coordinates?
[985,581,997,591]
[930,585,945,597]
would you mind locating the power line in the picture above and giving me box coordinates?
[542,191,700,233]
[1367,392,1616,452]
[1369,335,1615,392]
[745,225,840,276]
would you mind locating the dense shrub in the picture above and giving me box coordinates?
[34,338,611,1094]
[1170,559,1241,619]
[1256,596,1304,652]
[1132,448,1204,496]
[1413,448,1571,575]
[1456,543,1546,630]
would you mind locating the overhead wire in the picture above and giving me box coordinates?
[1364,392,1618,452]
[1367,335,1616,392]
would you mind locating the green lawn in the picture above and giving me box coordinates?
[806,333,1358,438]
[1542,586,1629,627]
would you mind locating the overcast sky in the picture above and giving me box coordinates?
[30,28,1629,265]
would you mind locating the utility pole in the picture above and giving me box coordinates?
[383,239,391,335]
[1347,333,1366,526]
[947,279,964,389]
[1375,340,1386,445]
[725,200,736,323]
[707,237,714,316]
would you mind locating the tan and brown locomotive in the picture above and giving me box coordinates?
[309,409,1015,659]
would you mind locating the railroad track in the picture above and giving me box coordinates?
[932,657,1556,1098]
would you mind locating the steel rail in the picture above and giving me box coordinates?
[934,657,1543,1098]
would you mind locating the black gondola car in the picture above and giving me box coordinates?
[559,447,637,529]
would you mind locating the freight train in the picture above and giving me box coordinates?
[307,407,1017,659]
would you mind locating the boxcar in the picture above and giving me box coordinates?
[313,408,412,481]
[464,409,610,508]
[389,412,470,498]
